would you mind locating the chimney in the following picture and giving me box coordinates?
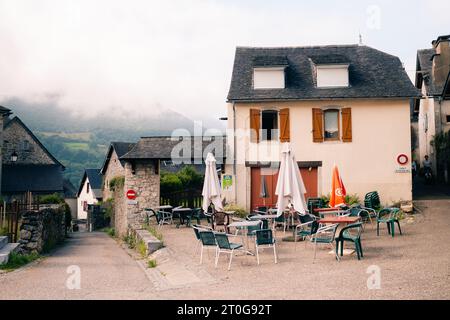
[431,35,450,89]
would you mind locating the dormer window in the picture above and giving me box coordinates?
[253,67,286,89]
[252,56,288,90]
[316,64,349,88]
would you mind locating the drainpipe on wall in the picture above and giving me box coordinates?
[232,102,237,204]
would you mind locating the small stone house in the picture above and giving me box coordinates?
[111,136,226,237]
[100,142,135,201]
[413,35,450,180]
[1,114,66,200]
[77,168,103,220]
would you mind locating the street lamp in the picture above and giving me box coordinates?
[11,151,18,162]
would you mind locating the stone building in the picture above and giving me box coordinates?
[100,142,135,200]
[1,113,66,200]
[113,136,226,237]
[0,106,12,195]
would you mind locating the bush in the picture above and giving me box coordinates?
[63,203,72,234]
[101,198,114,218]
[109,176,125,191]
[345,194,361,206]
[223,204,247,218]
[160,165,203,194]
[39,193,64,204]
[160,172,183,194]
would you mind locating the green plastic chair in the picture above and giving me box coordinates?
[335,222,364,260]
[214,232,244,270]
[198,231,217,264]
[377,208,402,237]
[255,229,277,265]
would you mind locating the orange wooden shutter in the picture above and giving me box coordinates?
[279,108,290,142]
[312,108,324,142]
[341,108,352,142]
[250,109,261,143]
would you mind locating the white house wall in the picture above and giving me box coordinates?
[225,99,412,211]
[77,177,99,220]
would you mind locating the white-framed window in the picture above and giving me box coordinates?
[316,64,349,88]
[253,67,285,89]
[323,109,340,140]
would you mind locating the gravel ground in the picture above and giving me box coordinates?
[1,199,449,300]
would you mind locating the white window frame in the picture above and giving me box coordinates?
[260,109,280,141]
[316,64,349,88]
[253,67,286,90]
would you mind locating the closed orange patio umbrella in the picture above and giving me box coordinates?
[329,164,347,207]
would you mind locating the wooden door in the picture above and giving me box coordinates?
[251,166,318,211]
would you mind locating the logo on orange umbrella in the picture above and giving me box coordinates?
[330,165,346,207]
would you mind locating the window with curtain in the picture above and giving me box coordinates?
[324,109,339,140]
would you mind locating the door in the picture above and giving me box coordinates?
[251,166,318,211]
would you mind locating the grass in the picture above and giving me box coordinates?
[123,234,136,249]
[145,225,163,242]
[101,227,116,237]
[137,240,147,257]
[147,259,157,268]
[0,252,40,271]
[63,142,89,151]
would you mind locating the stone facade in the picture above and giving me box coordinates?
[2,119,55,165]
[18,208,65,254]
[102,150,126,200]
[113,185,127,236]
[124,160,160,231]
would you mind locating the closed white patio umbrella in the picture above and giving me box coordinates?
[275,143,308,217]
[202,152,224,212]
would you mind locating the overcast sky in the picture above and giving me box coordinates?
[0,0,449,122]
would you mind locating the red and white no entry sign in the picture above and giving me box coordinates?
[126,189,137,200]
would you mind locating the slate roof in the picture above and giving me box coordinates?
[100,142,136,174]
[3,116,65,169]
[416,47,450,97]
[227,45,419,102]
[1,164,64,194]
[77,168,103,199]
[0,105,11,115]
[63,179,77,198]
[121,136,227,164]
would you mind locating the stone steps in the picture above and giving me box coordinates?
[0,236,8,250]
[0,236,20,265]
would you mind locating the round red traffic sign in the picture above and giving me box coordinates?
[397,154,409,165]
[126,189,137,200]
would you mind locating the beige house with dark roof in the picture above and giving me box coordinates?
[223,44,419,211]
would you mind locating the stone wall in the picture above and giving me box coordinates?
[18,208,65,254]
[124,161,160,230]
[102,151,126,200]
[113,185,127,237]
[2,119,55,165]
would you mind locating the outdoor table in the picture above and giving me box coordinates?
[318,216,361,256]
[249,214,278,230]
[314,207,347,218]
[172,207,192,227]
[318,216,360,225]
[228,220,262,255]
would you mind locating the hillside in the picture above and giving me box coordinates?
[3,98,225,187]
